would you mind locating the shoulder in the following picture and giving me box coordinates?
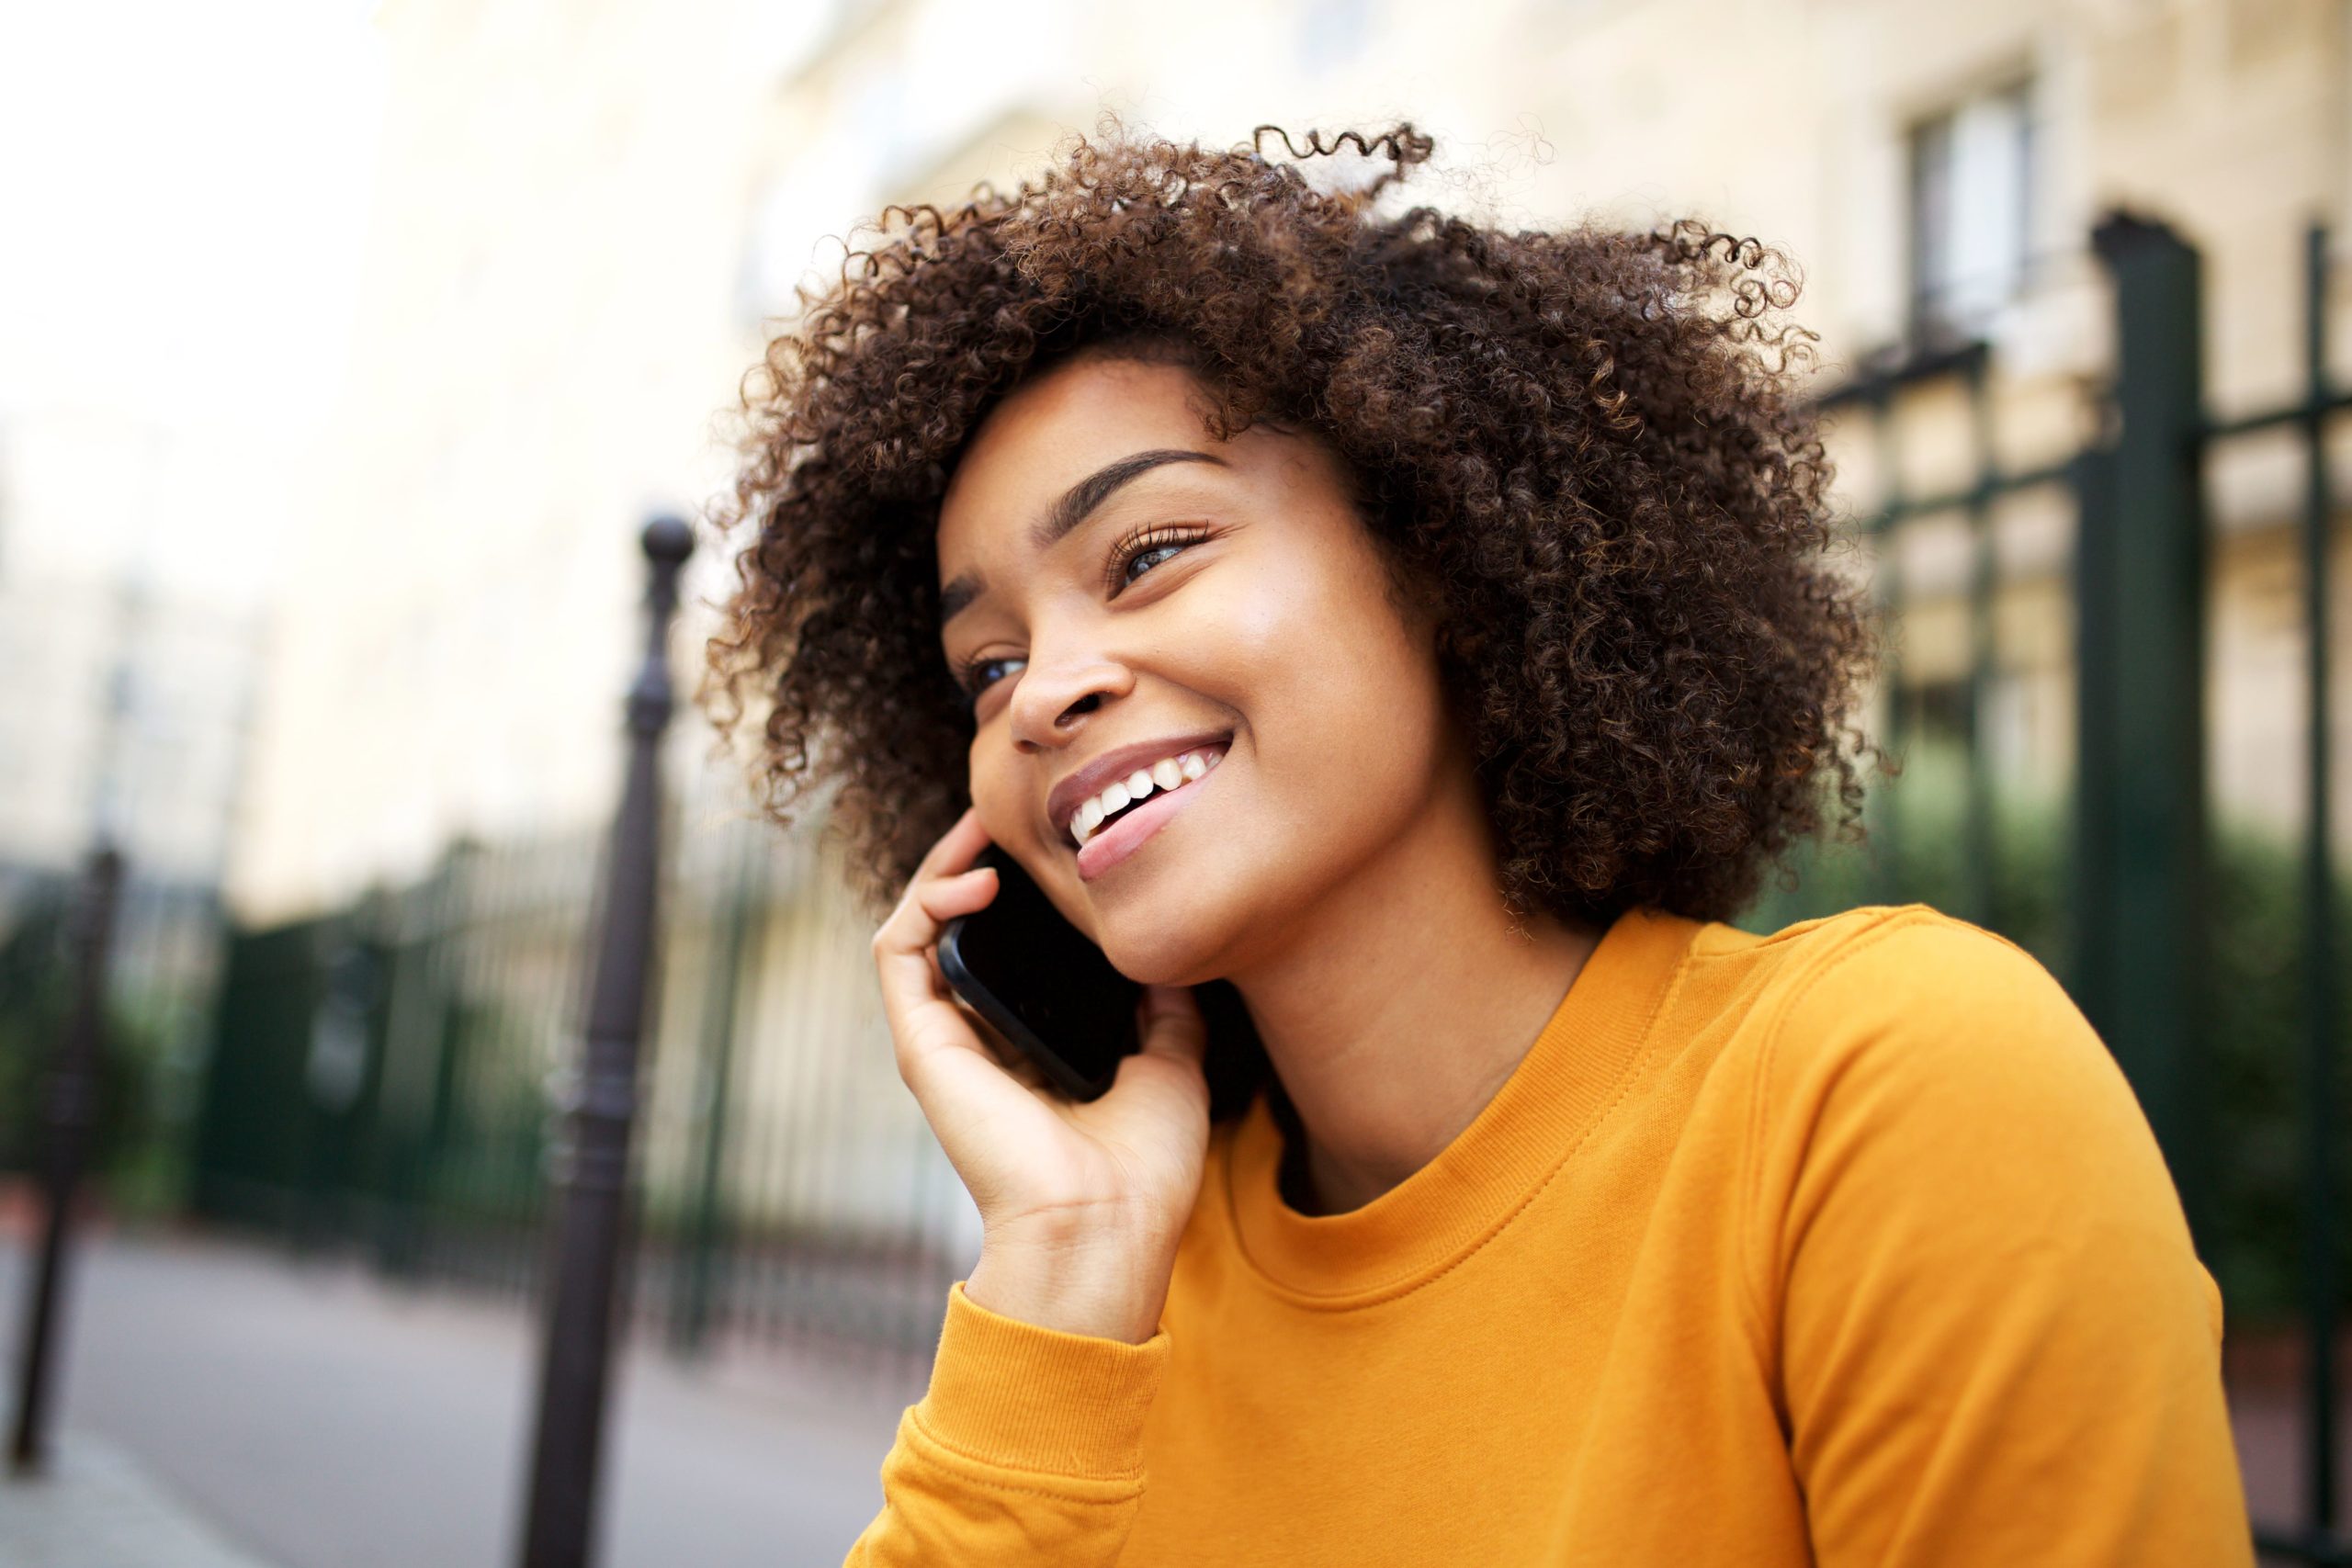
[1730,904,2199,1308]
[1727,903,2187,1255]
[1733,916,2245,1560]
[1724,899,2063,1011]
[1731,902,2119,1122]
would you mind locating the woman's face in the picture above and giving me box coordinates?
[934,354,1467,985]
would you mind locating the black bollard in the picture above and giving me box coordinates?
[517,516,693,1568]
[9,840,126,1474]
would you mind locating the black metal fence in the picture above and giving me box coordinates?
[1747,215,2346,1562]
[185,808,973,1403]
[0,861,229,1219]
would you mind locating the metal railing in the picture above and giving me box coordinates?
[1754,215,2344,1563]
[187,793,973,1401]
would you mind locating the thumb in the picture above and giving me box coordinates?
[1136,983,1208,1068]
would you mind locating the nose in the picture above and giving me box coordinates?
[1009,647,1135,753]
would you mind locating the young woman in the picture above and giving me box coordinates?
[703,122,2251,1565]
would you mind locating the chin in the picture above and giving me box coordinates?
[1091,876,1246,987]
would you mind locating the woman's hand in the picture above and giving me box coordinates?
[872,806,1213,1344]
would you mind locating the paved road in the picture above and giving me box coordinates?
[1,1433,281,1568]
[0,1231,906,1568]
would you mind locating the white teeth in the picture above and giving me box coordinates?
[1066,743,1230,849]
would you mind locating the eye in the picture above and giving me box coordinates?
[957,654,1025,702]
[1125,543,1186,581]
[1107,525,1213,594]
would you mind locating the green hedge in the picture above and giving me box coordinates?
[0,892,175,1213]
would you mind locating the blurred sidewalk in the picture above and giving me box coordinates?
[0,1434,280,1568]
[0,1231,906,1568]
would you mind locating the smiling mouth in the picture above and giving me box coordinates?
[1068,742,1228,849]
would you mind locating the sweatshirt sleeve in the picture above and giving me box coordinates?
[843,1280,1170,1566]
[1746,912,2254,1568]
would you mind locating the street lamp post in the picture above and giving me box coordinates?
[7,840,126,1474]
[9,580,142,1476]
[517,515,694,1568]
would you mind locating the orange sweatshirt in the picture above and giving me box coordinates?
[847,903,2253,1565]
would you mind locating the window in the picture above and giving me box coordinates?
[1907,81,2035,347]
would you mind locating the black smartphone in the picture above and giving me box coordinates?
[937,845,1142,1100]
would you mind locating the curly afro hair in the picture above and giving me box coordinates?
[702,118,1882,942]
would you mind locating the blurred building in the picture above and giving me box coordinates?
[0,574,256,895]
[0,412,261,890]
[234,0,2352,925]
[0,413,262,1200]
[207,0,2352,1325]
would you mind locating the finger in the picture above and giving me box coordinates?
[876,869,996,1048]
[874,863,992,964]
[875,864,1006,1084]
[915,864,998,924]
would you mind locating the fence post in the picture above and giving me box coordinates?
[517,516,693,1568]
[1866,378,1907,907]
[2294,217,2341,1552]
[375,852,463,1278]
[2080,212,2213,1245]
[672,834,758,1355]
[7,842,126,1473]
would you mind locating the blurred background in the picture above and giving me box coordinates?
[0,0,2346,1563]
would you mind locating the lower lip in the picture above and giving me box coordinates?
[1073,761,1221,883]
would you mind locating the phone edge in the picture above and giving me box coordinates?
[936,914,1120,1102]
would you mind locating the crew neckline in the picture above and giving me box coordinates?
[1221,905,1701,1306]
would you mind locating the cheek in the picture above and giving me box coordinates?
[1223,545,1445,754]
[1191,539,1453,859]
[966,739,1027,846]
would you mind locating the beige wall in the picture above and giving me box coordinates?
[233,0,2352,926]
[0,569,257,886]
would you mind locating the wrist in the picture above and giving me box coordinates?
[965,1225,1175,1345]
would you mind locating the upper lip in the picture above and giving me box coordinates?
[1046,729,1234,840]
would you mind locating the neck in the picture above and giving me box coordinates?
[1225,770,1604,1217]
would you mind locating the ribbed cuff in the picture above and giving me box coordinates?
[910,1280,1170,1480]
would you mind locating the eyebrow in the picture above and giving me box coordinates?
[937,447,1229,627]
